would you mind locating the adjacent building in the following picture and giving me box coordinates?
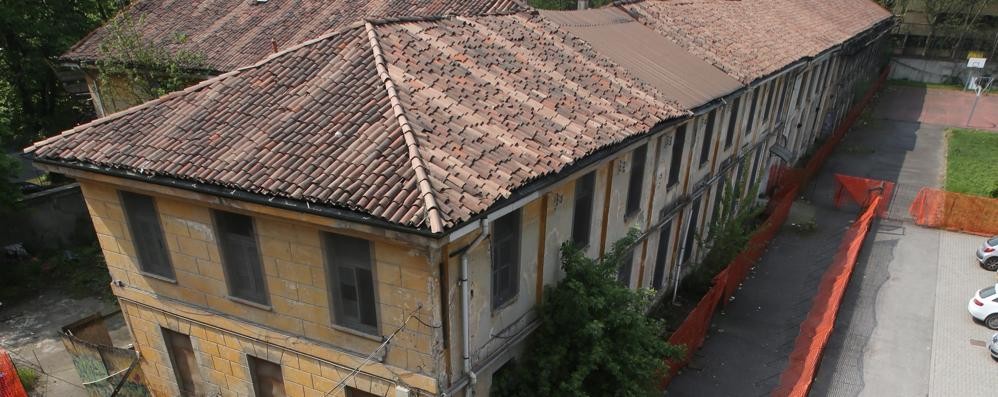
[31,1,893,396]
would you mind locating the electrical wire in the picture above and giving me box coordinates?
[322,304,422,397]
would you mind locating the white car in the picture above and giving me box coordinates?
[988,332,998,360]
[968,284,998,329]
[977,236,998,271]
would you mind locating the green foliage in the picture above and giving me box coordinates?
[0,244,112,304]
[527,0,613,10]
[0,152,21,214]
[0,0,121,148]
[679,164,763,300]
[945,128,998,197]
[17,366,39,391]
[96,15,205,100]
[491,231,683,397]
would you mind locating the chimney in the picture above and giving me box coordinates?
[577,0,588,10]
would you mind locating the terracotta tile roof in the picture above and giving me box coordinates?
[30,12,687,233]
[540,8,741,108]
[62,0,527,72]
[619,0,892,83]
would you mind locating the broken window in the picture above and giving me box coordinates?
[214,210,269,305]
[571,172,596,248]
[120,191,174,280]
[163,328,202,396]
[625,144,647,217]
[667,125,686,188]
[492,209,521,310]
[248,355,285,397]
[323,232,378,334]
[699,110,715,167]
[652,220,673,290]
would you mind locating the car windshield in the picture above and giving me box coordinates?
[982,286,997,298]
[989,236,998,246]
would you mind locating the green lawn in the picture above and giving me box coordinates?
[945,128,998,197]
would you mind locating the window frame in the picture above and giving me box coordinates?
[571,172,596,249]
[247,355,285,397]
[699,110,716,168]
[322,232,380,336]
[667,124,687,188]
[162,328,202,396]
[724,97,741,148]
[651,219,673,290]
[212,210,270,307]
[491,209,521,311]
[680,197,702,265]
[625,144,647,218]
[746,89,759,136]
[119,190,175,281]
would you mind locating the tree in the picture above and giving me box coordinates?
[95,14,205,101]
[0,153,19,214]
[0,0,123,149]
[491,232,683,397]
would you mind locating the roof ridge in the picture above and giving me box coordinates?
[26,23,370,155]
[363,21,445,233]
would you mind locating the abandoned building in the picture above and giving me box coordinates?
[29,0,893,396]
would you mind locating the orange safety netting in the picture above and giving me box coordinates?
[0,350,28,397]
[834,174,895,218]
[909,188,998,237]
[660,65,890,389]
[772,195,882,397]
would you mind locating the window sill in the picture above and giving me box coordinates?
[329,323,383,342]
[226,295,272,311]
[139,271,177,284]
[491,295,518,317]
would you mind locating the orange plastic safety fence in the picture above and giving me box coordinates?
[660,66,890,389]
[772,195,881,397]
[0,350,29,397]
[834,174,895,218]
[909,188,998,237]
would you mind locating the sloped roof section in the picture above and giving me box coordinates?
[63,0,527,72]
[619,0,892,83]
[540,8,741,108]
[29,12,687,232]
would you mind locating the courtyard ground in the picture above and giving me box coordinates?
[666,85,998,396]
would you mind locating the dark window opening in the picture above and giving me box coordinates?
[323,232,378,334]
[748,148,764,193]
[214,210,268,305]
[764,82,776,121]
[248,356,285,397]
[746,90,759,135]
[346,387,378,397]
[618,247,635,286]
[680,197,702,264]
[571,172,596,248]
[625,145,647,217]
[492,210,521,310]
[120,191,174,279]
[725,97,741,148]
[652,221,673,290]
[699,111,715,167]
[163,329,202,396]
[667,125,687,187]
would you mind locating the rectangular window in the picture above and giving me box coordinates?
[777,79,790,121]
[618,247,635,286]
[346,387,378,397]
[652,220,673,290]
[711,178,726,225]
[680,197,702,264]
[748,148,763,193]
[764,81,776,121]
[725,97,740,148]
[248,356,285,397]
[323,233,378,334]
[667,125,686,187]
[214,210,269,305]
[492,210,521,309]
[120,191,174,279]
[163,329,202,396]
[625,145,647,217]
[571,172,596,248]
[746,90,759,135]
[796,72,809,108]
[699,111,715,167]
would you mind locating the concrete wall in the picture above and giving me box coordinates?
[0,184,96,251]
[76,178,440,396]
[889,56,998,85]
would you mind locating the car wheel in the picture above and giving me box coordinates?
[985,258,998,271]
[987,314,998,330]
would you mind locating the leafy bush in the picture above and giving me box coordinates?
[491,232,683,397]
[17,366,39,391]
